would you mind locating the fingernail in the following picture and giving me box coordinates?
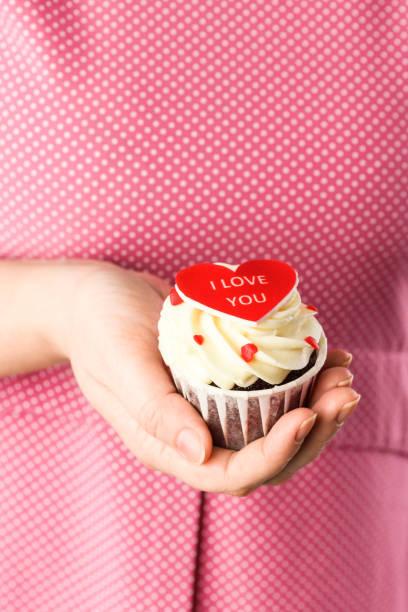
[336,394,361,424]
[295,413,317,443]
[176,428,205,464]
[337,372,354,387]
[342,353,353,368]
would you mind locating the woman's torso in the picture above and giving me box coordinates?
[0,1,407,610]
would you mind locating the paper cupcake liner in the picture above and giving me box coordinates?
[171,333,327,450]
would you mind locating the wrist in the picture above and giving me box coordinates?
[32,258,108,361]
[0,258,106,376]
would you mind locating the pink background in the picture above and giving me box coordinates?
[1,0,407,610]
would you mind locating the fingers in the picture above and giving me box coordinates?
[138,389,214,464]
[218,409,317,495]
[107,340,213,464]
[321,348,352,371]
[79,362,322,496]
[74,351,214,469]
[159,407,318,495]
[85,358,361,497]
[263,386,361,486]
[261,346,359,486]
[310,366,353,405]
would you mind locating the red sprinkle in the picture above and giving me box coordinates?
[306,305,318,312]
[169,288,183,305]
[241,343,258,362]
[304,336,319,351]
[193,334,204,345]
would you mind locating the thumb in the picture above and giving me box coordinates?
[111,340,213,464]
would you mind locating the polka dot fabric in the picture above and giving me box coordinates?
[0,0,407,610]
[195,451,408,612]
[0,367,201,611]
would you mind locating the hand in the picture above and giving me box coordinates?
[262,350,359,487]
[65,262,360,496]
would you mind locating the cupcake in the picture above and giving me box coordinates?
[158,259,327,450]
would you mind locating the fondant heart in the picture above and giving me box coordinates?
[175,260,298,325]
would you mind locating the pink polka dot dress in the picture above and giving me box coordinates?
[1,1,407,610]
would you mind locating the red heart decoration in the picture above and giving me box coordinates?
[241,343,258,362]
[175,260,298,325]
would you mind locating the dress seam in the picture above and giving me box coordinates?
[330,444,408,460]
[192,491,205,612]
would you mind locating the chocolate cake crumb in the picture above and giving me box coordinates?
[210,350,318,392]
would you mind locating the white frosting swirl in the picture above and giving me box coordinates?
[158,264,323,390]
